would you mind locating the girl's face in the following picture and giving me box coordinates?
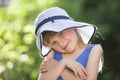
[49,28,79,54]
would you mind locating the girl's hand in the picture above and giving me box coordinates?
[40,58,88,80]
[62,58,89,80]
[40,59,48,73]
[40,58,58,73]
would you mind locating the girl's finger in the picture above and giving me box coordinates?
[40,66,48,73]
[80,65,89,76]
[42,60,47,64]
[40,68,48,73]
[72,67,79,78]
[78,65,86,80]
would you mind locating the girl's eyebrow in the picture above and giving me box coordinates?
[49,31,62,43]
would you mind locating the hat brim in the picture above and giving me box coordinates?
[36,19,96,57]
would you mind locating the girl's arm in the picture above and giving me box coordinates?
[59,45,103,80]
[86,44,103,80]
[39,50,88,80]
[39,58,88,80]
[39,57,67,80]
[60,58,88,80]
[60,68,83,80]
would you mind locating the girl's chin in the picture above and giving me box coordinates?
[64,49,75,54]
[56,48,75,54]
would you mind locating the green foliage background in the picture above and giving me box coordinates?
[0,0,120,80]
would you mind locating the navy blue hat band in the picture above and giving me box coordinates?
[35,15,70,35]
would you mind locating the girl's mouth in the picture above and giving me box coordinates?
[63,41,69,50]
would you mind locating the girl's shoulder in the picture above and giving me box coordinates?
[89,44,103,56]
[92,44,103,52]
[88,44,103,50]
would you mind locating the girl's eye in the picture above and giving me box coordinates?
[52,41,57,45]
[58,32,62,35]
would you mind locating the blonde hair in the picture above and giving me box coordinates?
[75,29,85,46]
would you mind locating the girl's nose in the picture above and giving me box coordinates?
[58,41,63,47]
[57,38,64,47]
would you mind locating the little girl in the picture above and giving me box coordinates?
[34,7,103,80]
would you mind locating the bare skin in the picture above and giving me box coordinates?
[38,29,103,80]
[39,44,102,80]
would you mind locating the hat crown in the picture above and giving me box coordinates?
[34,7,70,28]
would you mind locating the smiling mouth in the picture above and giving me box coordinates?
[63,41,69,50]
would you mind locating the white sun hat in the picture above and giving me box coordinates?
[34,7,97,57]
